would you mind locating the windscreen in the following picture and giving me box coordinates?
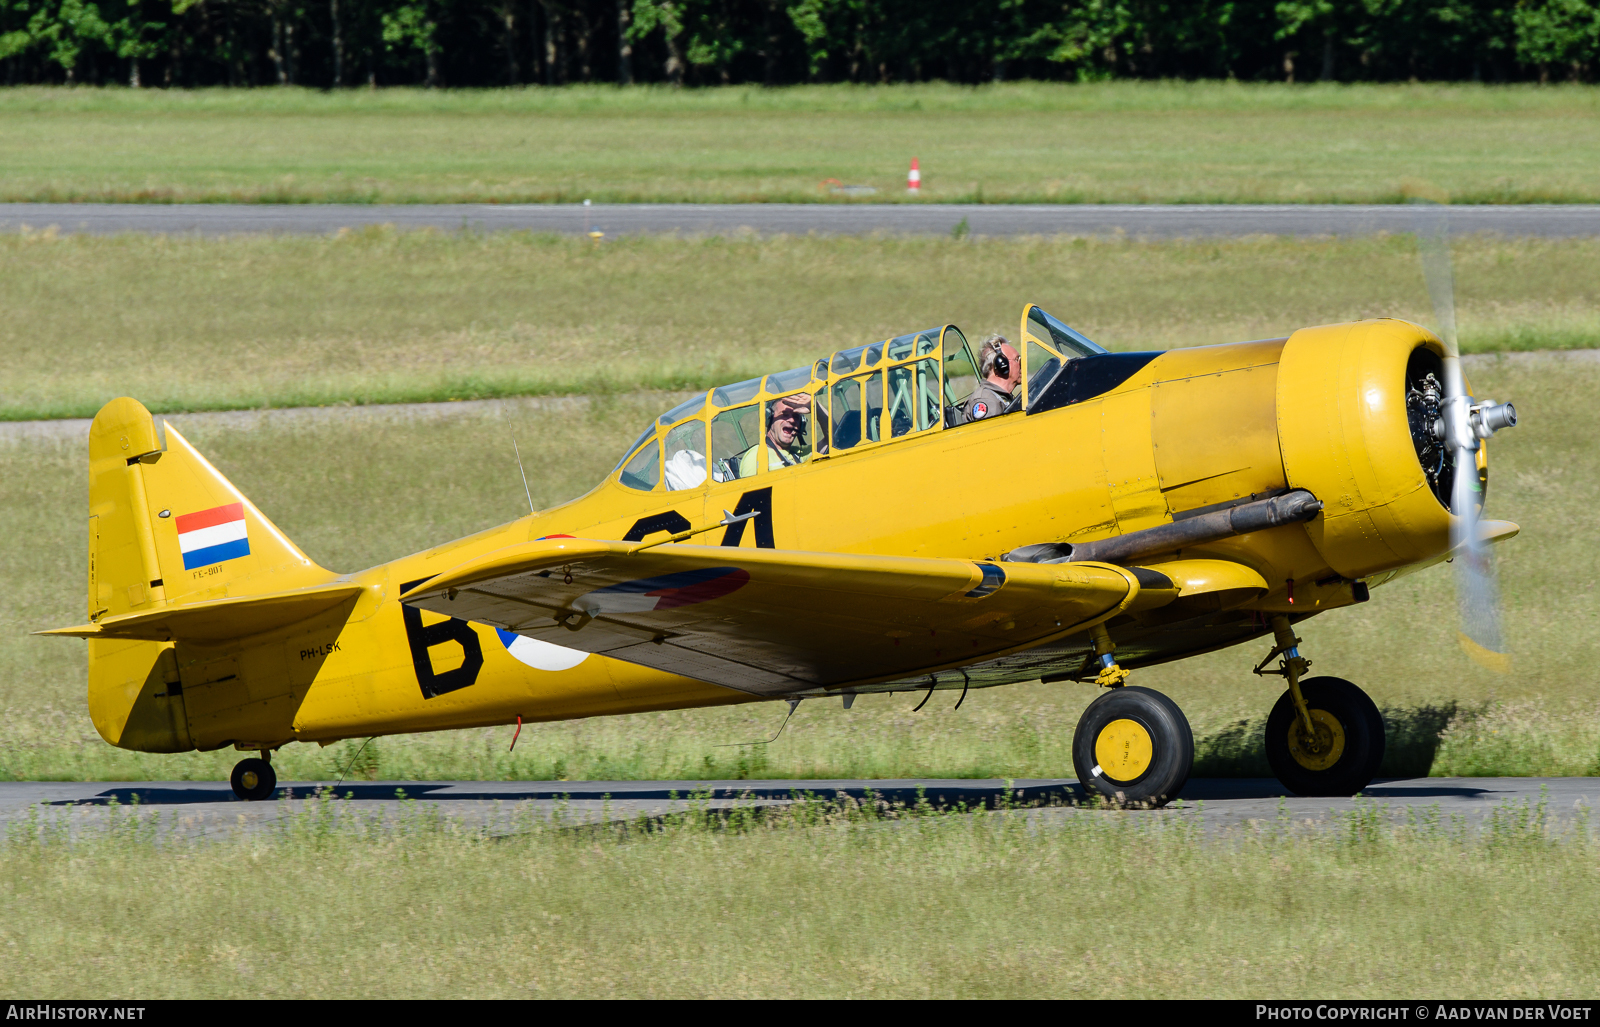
[1028,307,1107,358]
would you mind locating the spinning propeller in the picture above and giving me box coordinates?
[1413,201,1519,671]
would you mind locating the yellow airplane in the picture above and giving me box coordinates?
[44,301,1518,807]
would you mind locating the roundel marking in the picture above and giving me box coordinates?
[576,567,751,616]
[495,628,590,672]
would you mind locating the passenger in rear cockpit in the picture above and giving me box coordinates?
[738,393,812,477]
[962,334,1021,421]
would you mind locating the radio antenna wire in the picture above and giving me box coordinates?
[502,404,535,516]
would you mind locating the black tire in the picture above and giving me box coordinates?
[1072,686,1194,808]
[1264,677,1386,797]
[230,758,277,801]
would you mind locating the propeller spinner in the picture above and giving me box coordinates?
[1413,201,1519,671]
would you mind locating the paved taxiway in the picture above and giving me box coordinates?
[4,203,1600,238]
[1,778,1591,840]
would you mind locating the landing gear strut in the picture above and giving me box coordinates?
[1089,623,1130,689]
[230,749,277,801]
[1256,617,1385,796]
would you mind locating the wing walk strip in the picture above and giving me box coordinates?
[400,537,1155,697]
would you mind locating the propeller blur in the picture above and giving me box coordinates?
[1414,200,1519,671]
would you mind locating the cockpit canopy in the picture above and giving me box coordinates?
[613,306,1114,493]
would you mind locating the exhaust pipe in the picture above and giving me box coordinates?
[1004,490,1323,567]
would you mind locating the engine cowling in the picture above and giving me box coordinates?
[1276,318,1455,579]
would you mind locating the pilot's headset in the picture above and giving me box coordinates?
[982,335,1011,381]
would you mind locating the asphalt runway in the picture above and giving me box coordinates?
[2,778,1590,840]
[4,202,1600,238]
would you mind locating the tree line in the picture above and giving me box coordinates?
[2,0,1597,88]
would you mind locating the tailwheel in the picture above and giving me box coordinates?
[1072,686,1194,808]
[230,757,277,801]
[1264,677,1386,797]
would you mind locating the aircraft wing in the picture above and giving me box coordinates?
[399,537,1146,696]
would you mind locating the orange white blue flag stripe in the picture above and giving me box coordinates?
[175,502,250,570]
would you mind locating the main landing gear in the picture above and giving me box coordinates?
[1070,617,1386,806]
[1072,625,1194,807]
[230,749,277,801]
[1255,616,1385,796]
[1072,686,1194,806]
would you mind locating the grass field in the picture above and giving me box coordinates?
[3,795,1597,998]
[3,230,1597,421]
[2,83,1600,205]
[2,354,1594,783]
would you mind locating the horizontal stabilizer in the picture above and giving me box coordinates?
[38,582,365,643]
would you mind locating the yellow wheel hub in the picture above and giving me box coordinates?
[1095,718,1154,783]
[1287,709,1346,771]
[241,770,259,790]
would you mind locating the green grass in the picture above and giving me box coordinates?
[2,355,1595,782]
[3,794,1598,998]
[2,83,1600,204]
[2,229,1596,421]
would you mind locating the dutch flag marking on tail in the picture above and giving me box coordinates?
[176,502,251,570]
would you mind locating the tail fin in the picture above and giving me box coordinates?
[88,397,333,621]
[68,398,338,754]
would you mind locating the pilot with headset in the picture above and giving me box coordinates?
[962,334,1022,422]
[737,392,813,477]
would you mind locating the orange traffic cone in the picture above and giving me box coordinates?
[907,157,921,195]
